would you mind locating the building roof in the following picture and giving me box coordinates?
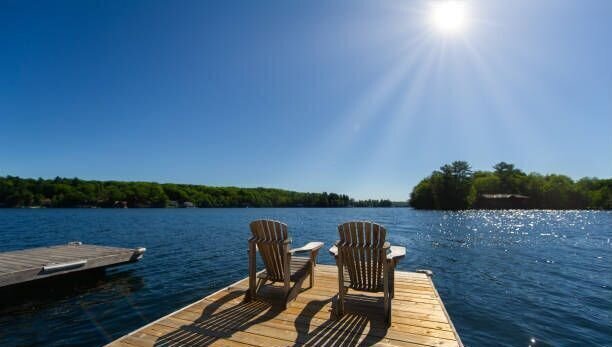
[481,194,529,199]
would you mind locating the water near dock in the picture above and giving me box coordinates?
[0,208,610,346]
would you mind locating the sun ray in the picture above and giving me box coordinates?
[291,32,433,160]
[460,39,556,167]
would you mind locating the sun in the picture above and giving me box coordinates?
[429,1,468,35]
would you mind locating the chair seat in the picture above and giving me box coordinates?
[257,256,311,282]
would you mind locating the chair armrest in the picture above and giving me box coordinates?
[292,242,324,266]
[291,241,324,254]
[329,245,338,257]
[387,245,406,260]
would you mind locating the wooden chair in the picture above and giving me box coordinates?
[329,221,405,326]
[247,219,323,308]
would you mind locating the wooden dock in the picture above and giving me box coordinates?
[109,265,462,347]
[0,243,146,288]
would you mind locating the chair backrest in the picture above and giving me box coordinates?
[249,219,289,282]
[337,221,388,292]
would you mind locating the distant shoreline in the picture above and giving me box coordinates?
[0,175,403,209]
[2,204,410,209]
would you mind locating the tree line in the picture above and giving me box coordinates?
[0,176,392,208]
[409,161,612,210]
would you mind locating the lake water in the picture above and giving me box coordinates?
[0,208,610,346]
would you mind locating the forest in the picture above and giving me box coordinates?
[0,176,392,208]
[409,161,612,210]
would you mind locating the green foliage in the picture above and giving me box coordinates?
[409,180,435,209]
[350,199,393,207]
[409,162,611,210]
[493,162,526,193]
[0,176,390,208]
[410,161,473,210]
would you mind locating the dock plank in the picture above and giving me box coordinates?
[108,265,462,347]
[0,244,145,288]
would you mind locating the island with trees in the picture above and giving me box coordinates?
[0,176,393,208]
[409,161,611,210]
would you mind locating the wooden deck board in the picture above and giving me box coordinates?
[0,243,145,287]
[108,265,462,347]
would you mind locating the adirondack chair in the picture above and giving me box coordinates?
[247,219,323,308]
[329,221,406,325]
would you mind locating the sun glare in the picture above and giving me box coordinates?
[429,1,468,35]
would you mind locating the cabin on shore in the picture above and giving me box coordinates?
[475,194,529,209]
[113,200,128,208]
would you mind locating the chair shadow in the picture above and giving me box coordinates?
[153,285,389,346]
[293,294,388,347]
[154,290,282,346]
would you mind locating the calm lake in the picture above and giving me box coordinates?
[0,208,610,346]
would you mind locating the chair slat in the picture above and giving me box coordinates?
[344,222,354,288]
[258,221,273,279]
[365,221,372,290]
[267,220,282,279]
[373,223,382,290]
[357,221,366,289]
[350,222,358,287]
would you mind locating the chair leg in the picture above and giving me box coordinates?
[309,261,315,288]
[282,244,291,309]
[387,293,392,326]
[390,267,395,299]
[248,242,257,301]
[337,261,344,318]
[338,289,345,318]
[283,279,290,309]
[383,262,390,326]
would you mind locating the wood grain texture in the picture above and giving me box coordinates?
[107,265,462,347]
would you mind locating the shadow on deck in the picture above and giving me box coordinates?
[153,288,387,346]
[110,265,461,347]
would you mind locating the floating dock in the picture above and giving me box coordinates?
[0,243,146,288]
[109,264,462,347]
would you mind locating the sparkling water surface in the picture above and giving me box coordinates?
[0,208,610,346]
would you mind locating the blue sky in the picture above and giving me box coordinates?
[1,1,610,200]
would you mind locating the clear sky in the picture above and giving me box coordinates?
[1,1,611,200]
